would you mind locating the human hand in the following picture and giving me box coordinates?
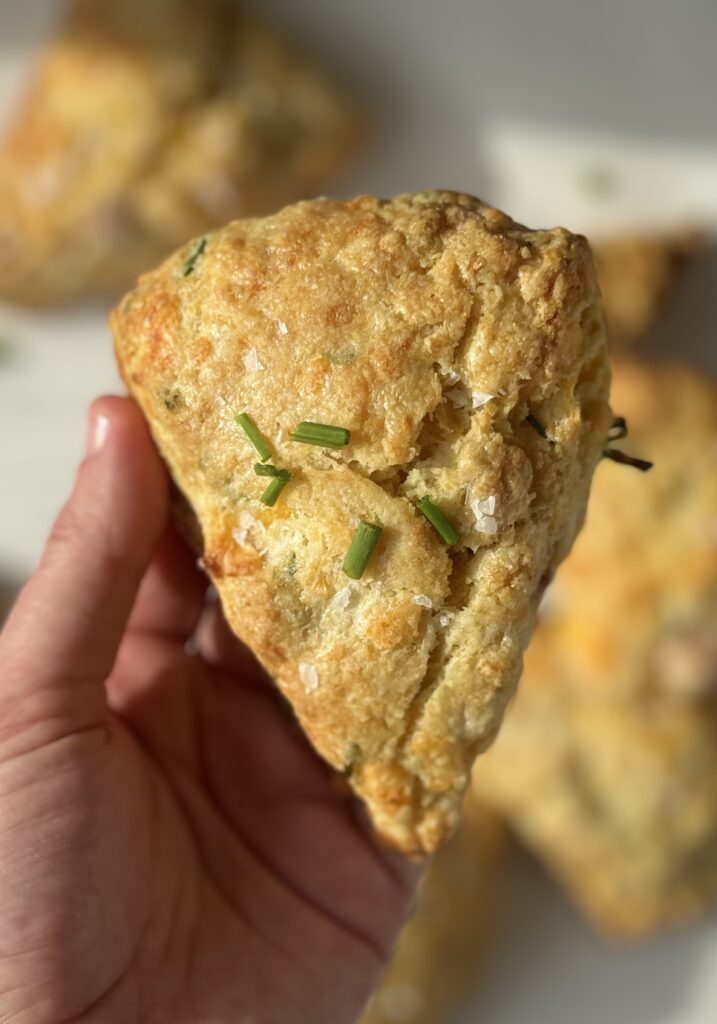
[0,397,419,1024]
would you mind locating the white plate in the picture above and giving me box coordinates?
[1,3,716,1020]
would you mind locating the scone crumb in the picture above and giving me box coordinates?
[299,662,320,693]
[232,511,265,549]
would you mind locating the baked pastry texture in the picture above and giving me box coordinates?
[112,191,611,855]
[592,231,702,347]
[475,358,717,935]
[528,358,717,705]
[0,0,359,306]
[361,801,505,1024]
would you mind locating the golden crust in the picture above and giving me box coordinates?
[0,0,359,306]
[592,230,703,347]
[112,191,611,855]
[532,358,717,704]
[476,696,717,938]
[475,358,717,934]
[361,801,506,1024]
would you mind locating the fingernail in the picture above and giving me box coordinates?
[87,410,110,456]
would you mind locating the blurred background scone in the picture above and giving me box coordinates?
[474,357,717,937]
[527,358,717,705]
[591,232,704,347]
[361,801,505,1024]
[0,0,359,306]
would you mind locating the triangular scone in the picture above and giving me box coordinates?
[0,0,358,306]
[112,192,611,855]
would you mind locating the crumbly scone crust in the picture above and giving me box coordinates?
[0,0,359,306]
[475,358,717,933]
[112,191,610,854]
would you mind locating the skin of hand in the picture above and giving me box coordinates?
[0,397,420,1024]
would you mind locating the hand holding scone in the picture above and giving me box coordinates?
[0,398,418,1024]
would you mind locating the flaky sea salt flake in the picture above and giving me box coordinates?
[471,495,498,535]
[472,390,494,409]
[299,662,319,693]
[243,347,265,372]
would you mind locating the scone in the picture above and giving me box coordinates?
[592,231,702,347]
[533,358,717,705]
[112,191,611,855]
[475,677,717,937]
[361,801,505,1024]
[475,358,717,934]
[0,0,359,306]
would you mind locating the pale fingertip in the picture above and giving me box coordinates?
[87,409,111,457]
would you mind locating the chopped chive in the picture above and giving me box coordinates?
[417,496,460,545]
[181,236,208,277]
[254,463,292,481]
[526,413,548,439]
[235,413,272,462]
[260,477,289,507]
[607,415,628,442]
[602,448,653,472]
[342,522,383,580]
[326,348,357,365]
[290,421,350,448]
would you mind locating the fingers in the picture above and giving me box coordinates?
[0,396,168,713]
[126,522,208,640]
[195,599,264,679]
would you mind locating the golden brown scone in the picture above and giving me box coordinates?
[475,358,717,935]
[475,686,717,937]
[0,0,359,306]
[361,801,505,1024]
[534,358,717,704]
[112,191,611,855]
[592,230,702,347]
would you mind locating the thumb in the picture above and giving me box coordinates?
[0,396,168,746]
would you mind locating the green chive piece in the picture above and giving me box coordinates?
[342,522,383,580]
[260,477,289,507]
[607,415,628,442]
[290,421,351,448]
[602,448,654,472]
[254,463,292,481]
[235,413,272,462]
[526,413,548,439]
[417,496,460,545]
[182,236,208,277]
